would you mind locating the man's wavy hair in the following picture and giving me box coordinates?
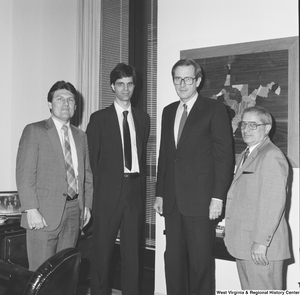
[47,81,77,103]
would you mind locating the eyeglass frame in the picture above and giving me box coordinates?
[238,121,271,130]
[173,77,197,85]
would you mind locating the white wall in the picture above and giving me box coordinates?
[0,1,13,191]
[155,0,299,294]
[0,0,77,190]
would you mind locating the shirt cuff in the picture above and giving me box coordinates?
[212,198,223,203]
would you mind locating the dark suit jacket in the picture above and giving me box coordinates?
[86,104,150,218]
[224,137,290,261]
[156,94,234,217]
[16,117,93,231]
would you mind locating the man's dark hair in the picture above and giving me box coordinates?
[171,58,202,80]
[110,63,137,85]
[47,81,77,103]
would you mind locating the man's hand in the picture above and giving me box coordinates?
[209,199,223,220]
[26,209,48,230]
[153,197,163,215]
[251,242,269,266]
[83,207,91,227]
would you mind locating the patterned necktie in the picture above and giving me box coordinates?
[123,111,132,171]
[177,104,188,145]
[61,125,77,198]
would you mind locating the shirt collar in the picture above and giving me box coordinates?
[51,116,70,130]
[114,101,132,117]
[179,92,198,112]
[247,136,268,154]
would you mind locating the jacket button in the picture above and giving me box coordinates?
[63,193,67,197]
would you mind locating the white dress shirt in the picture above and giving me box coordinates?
[114,101,139,173]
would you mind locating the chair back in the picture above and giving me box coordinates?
[5,248,81,295]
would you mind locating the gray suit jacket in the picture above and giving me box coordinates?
[16,117,93,231]
[224,137,290,261]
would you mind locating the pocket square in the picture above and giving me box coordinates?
[242,171,254,174]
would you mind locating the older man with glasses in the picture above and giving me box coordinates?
[225,105,290,290]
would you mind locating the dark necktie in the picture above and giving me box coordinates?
[242,147,250,165]
[62,125,77,198]
[177,104,188,145]
[123,111,132,171]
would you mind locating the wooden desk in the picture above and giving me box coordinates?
[0,217,26,288]
[0,217,26,264]
[213,236,235,261]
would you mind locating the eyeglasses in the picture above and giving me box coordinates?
[238,121,270,130]
[173,77,196,85]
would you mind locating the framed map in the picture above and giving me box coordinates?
[181,37,299,167]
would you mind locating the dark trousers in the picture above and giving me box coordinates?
[91,177,143,295]
[164,202,215,295]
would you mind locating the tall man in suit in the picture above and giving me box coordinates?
[86,63,150,295]
[16,81,93,271]
[225,106,290,290]
[154,58,234,294]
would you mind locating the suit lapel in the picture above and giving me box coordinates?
[132,108,143,160]
[168,102,179,150]
[110,104,123,148]
[233,149,254,182]
[45,118,66,173]
[232,137,270,183]
[177,95,203,149]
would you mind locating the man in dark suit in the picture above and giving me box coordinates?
[225,106,290,289]
[16,81,93,271]
[86,63,150,295]
[154,59,234,294]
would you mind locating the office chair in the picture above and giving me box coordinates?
[3,247,81,295]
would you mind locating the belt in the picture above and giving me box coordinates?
[66,194,79,201]
[123,173,140,179]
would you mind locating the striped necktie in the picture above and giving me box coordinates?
[62,125,77,198]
